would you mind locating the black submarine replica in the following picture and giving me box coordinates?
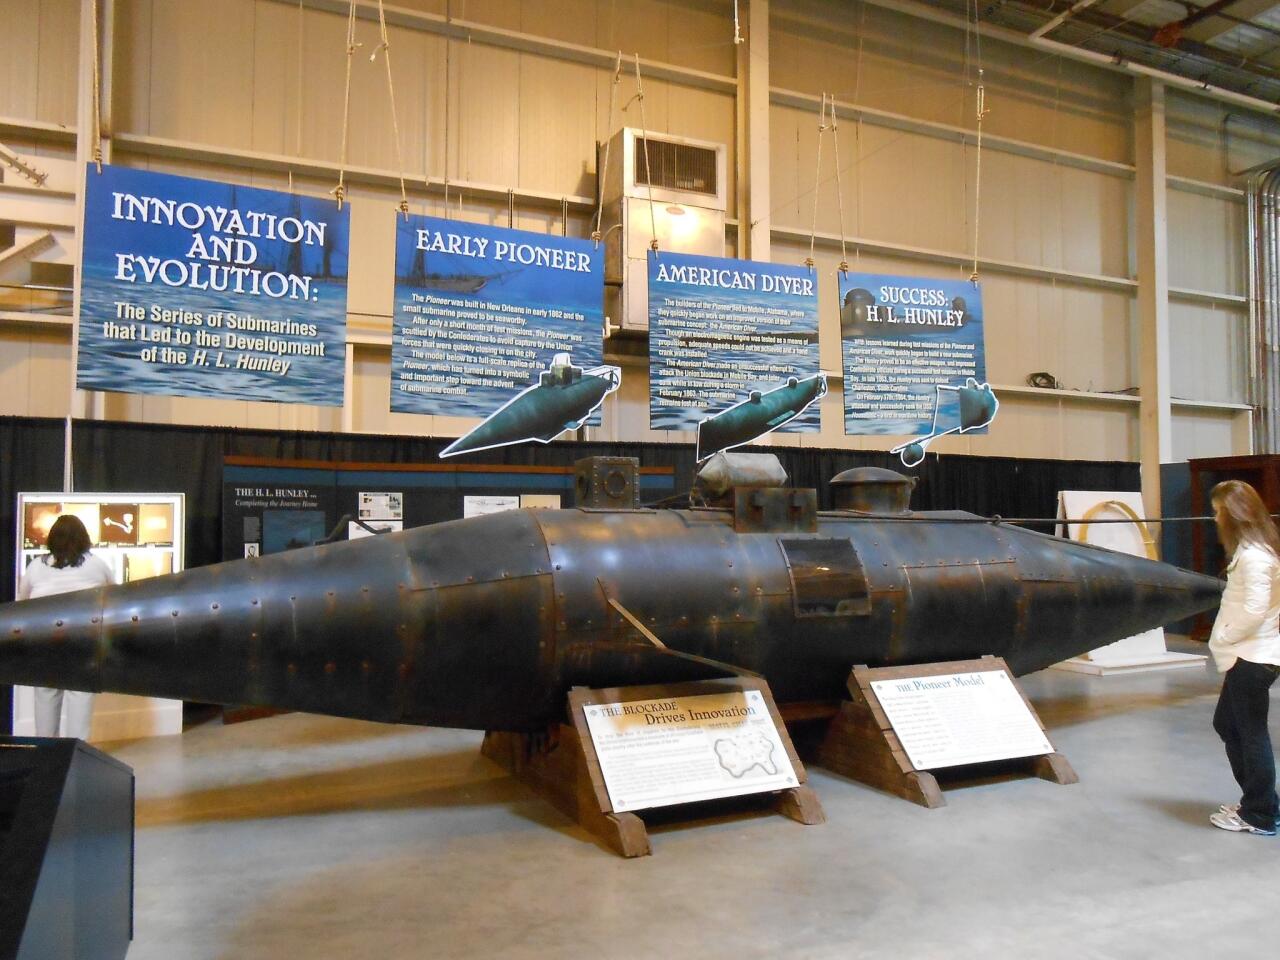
[696,374,828,462]
[0,456,1222,732]
[440,353,621,458]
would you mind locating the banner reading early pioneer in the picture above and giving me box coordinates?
[391,215,606,423]
[648,251,822,457]
[838,272,987,436]
[78,164,349,406]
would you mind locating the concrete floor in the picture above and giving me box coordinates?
[103,645,1280,960]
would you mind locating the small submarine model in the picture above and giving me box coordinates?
[696,374,828,462]
[440,353,621,458]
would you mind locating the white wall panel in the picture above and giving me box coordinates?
[148,0,257,148]
[0,0,79,125]
[1172,409,1241,461]
[1167,190,1244,296]
[1169,302,1248,405]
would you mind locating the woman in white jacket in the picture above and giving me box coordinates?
[17,514,115,740]
[1207,480,1280,836]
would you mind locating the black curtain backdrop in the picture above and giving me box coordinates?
[0,415,1141,600]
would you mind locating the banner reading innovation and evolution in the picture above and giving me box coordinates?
[78,164,349,406]
[838,272,988,437]
[648,251,822,457]
[390,216,608,445]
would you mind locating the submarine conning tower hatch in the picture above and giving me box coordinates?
[830,466,916,515]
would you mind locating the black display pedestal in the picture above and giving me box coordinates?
[0,738,134,960]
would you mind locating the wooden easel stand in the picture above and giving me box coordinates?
[816,656,1077,808]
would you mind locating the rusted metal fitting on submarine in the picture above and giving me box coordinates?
[830,467,916,515]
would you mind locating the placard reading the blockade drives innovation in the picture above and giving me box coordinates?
[581,688,798,812]
[78,164,349,405]
[649,251,821,433]
[838,272,985,435]
[391,216,604,418]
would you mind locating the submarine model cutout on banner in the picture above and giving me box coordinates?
[439,353,622,458]
[0,456,1222,734]
[890,377,999,468]
[695,373,828,462]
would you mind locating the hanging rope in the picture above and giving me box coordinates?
[967,0,987,283]
[90,0,103,171]
[331,0,361,210]
[289,0,305,193]
[592,52,623,247]
[829,97,850,274]
[371,0,411,218]
[628,54,659,253]
[806,93,828,270]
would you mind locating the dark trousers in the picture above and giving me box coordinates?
[1213,658,1280,830]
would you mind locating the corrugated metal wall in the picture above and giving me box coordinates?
[0,0,1275,461]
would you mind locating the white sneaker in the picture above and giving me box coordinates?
[1219,802,1280,827]
[1210,808,1276,836]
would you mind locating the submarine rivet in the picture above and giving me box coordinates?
[211,603,219,610]
[131,615,139,623]
[555,564,562,570]
[171,611,178,617]
[90,617,99,624]
[55,619,63,627]
[252,599,259,605]
[10,628,18,635]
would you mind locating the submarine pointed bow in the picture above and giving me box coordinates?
[1000,527,1223,673]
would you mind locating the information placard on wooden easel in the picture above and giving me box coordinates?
[868,669,1053,771]
[816,656,1076,808]
[482,677,824,858]
[580,686,800,813]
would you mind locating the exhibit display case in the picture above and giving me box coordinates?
[12,492,185,741]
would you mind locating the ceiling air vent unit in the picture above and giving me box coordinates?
[633,137,719,198]
[598,129,727,333]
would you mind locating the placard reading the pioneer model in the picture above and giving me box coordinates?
[582,689,797,812]
[869,670,1052,770]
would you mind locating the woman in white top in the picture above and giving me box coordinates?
[1207,479,1280,836]
[17,514,115,740]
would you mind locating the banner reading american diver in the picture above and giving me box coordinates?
[838,272,988,437]
[648,251,822,452]
[391,215,606,429]
[78,164,349,406]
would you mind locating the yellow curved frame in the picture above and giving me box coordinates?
[1078,499,1158,561]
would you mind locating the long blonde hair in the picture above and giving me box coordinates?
[1211,479,1280,557]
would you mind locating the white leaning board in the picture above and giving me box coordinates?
[869,670,1053,770]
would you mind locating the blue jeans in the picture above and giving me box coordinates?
[1213,658,1280,830]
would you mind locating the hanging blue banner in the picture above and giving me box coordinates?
[391,216,608,442]
[77,164,349,406]
[648,251,822,454]
[838,272,990,442]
